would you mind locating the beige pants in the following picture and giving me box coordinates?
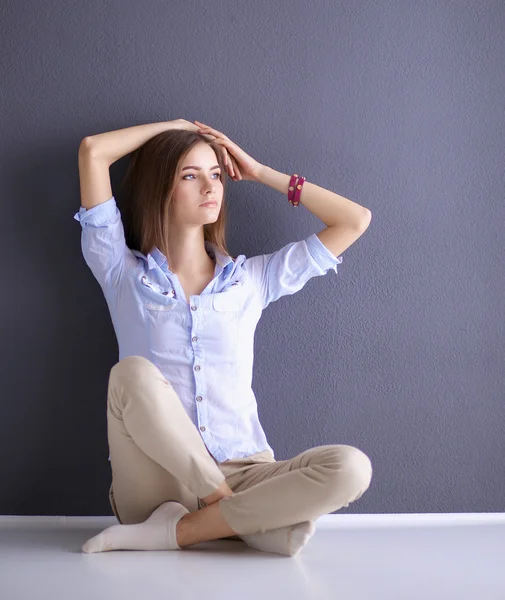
[107,356,373,537]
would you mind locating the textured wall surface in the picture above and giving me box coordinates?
[1,0,504,516]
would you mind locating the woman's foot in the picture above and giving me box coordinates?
[240,520,316,557]
[81,501,189,553]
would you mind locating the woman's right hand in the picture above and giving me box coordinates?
[175,118,199,133]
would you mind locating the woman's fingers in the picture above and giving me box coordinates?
[229,154,242,181]
[213,138,235,177]
[201,133,217,144]
[209,136,230,175]
[196,128,235,178]
[196,124,230,142]
[220,146,234,178]
[215,139,239,180]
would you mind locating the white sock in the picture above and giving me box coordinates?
[239,520,316,557]
[81,501,189,553]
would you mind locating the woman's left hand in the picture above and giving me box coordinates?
[194,120,263,182]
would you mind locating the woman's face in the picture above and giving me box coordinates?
[171,142,224,226]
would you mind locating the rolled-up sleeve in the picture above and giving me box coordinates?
[242,232,343,309]
[73,196,132,290]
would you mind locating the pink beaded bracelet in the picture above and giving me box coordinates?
[288,173,306,207]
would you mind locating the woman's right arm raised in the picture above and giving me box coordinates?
[78,119,186,210]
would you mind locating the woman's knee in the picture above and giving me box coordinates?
[321,444,373,492]
[109,355,162,388]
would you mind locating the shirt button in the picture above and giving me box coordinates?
[191,305,197,311]
[200,426,206,432]
[196,396,202,402]
[195,365,201,371]
[192,336,198,342]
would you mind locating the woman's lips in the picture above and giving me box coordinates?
[200,201,217,207]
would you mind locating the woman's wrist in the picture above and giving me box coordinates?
[254,164,290,191]
[251,163,268,183]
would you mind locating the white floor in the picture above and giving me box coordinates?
[0,513,504,600]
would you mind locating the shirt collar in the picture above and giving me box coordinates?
[132,240,234,275]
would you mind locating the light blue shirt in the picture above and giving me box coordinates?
[74,196,343,463]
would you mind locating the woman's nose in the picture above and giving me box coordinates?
[202,178,216,190]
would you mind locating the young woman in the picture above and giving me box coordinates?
[76,118,373,557]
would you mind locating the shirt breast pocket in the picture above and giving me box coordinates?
[137,274,186,359]
[138,274,177,310]
[207,286,244,366]
[212,287,243,312]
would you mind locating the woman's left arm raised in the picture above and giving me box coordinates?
[193,120,372,233]
[255,164,371,230]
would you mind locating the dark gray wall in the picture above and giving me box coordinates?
[1,0,504,517]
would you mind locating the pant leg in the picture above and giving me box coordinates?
[217,444,373,536]
[107,355,226,525]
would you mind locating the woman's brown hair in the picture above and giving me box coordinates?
[118,129,234,262]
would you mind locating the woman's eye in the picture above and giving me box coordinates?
[183,172,221,180]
